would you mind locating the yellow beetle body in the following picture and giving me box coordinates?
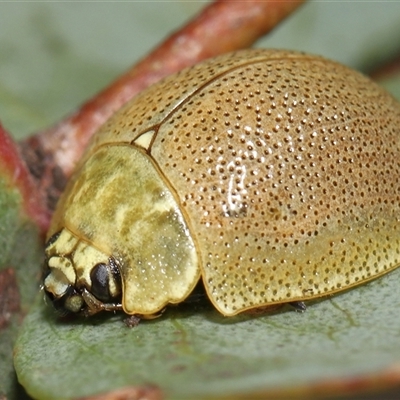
[43,49,400,318]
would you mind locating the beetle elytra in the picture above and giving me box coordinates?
[43,49,400,318]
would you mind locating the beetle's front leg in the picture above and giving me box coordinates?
[81,288,123,316]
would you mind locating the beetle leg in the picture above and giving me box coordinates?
[81,288,123,316]
[289,301,307,313]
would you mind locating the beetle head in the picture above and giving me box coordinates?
[43,229,122,316]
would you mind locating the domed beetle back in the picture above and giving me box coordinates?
[43,49,400,318]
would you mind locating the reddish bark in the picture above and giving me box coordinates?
[77,385,163,400]
[0,123,50,231]
[19,0,306,225]
[371,54,400,81]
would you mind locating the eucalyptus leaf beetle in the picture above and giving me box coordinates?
[43,49,400,318]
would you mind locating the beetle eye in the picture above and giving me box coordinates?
[90,259,122,303]
[90,263,110,302]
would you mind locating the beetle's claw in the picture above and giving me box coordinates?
[289,301,307,313]
[81,287,123,316]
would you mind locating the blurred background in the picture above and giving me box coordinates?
[1,1,400,138]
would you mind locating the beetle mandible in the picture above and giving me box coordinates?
[43,49,400,318]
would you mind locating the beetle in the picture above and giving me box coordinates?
[42,48,400,319]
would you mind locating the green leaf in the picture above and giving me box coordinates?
[13,268,400,399]
[0,204,43,399]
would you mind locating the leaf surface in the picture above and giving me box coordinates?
[14,269,400,399]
